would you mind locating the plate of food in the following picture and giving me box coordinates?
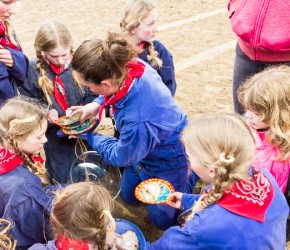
[113,218,147,250]
[56,113,81,127]
[61,118,96,135]
[134,178,175,204]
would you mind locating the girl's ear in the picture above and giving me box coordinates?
[100,79,112,88]
[41,51,46,61]
[208,168,216,179]
[130,26,138,35]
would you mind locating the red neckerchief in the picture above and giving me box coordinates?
[0,22,19,51]
[98,59,145,121]
[217,168,274,222]
[56,235,90,250]
[49,58,71,112]
[137,41,147,50]
[0,145,44,175]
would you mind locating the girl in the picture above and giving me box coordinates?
[0,97,53,249]
[238,65,290,204]
[120,0,176,96]
[19,20,98,184]
[29,182,117,250]
[148,114,288,250]
[0,0,28,104]
[70,32,197,230]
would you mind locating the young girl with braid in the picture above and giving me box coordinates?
[0,0,28,104]
[0,97,53,249]
[29,182,117,250]
[120,0,176,96]
[19,20,98,184]
[148,114,288,250]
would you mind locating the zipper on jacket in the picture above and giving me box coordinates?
[253,0,270,60]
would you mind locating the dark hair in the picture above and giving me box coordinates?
[72,32,138,85]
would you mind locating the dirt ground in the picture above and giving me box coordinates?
[13,0,237,244]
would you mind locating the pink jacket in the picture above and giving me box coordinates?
[251,130,290,193]
[228,0,290,62]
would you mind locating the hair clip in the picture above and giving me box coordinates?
[101,210,115,234]
[219,152,235,164]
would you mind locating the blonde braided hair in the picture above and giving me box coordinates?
[0,97,50,185]
[34,21,84,107]
[181,114,255,221]
[51,182,114,249]
[4,20,20,49]
[120,0,163,68]
[0,219,16,250]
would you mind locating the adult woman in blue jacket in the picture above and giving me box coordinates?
[148,114,288,250]
[70,32,196,230]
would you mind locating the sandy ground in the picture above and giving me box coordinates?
[12,0,239,244]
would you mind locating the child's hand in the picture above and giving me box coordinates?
[48,109,58,124]
[69,102,100,123]
[166,192,183,209]
[0,45,14,67]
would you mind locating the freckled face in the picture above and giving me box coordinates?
[131,9,158,44]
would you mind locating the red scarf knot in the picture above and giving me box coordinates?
[49,58,72,112]
[217,168,274,222]
[137,41,147,50]
[56,235,90,250]
[0,22,19,51]
[98,59,145,121]
[0,144,44,175]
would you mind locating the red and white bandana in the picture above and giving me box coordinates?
[56,235,90,250]
[98,59,145,121]
[217,168,274,222]
[0,22,19,51]
[0,145,44,175]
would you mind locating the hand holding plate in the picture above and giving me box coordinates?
[69,102,100,123]
[166,192,183,209]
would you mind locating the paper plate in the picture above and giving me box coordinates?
[56,113,81,126]
[61,118,96,135]
[135,178,175,204]
[115,218,147,250]
[69,151,121,199]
